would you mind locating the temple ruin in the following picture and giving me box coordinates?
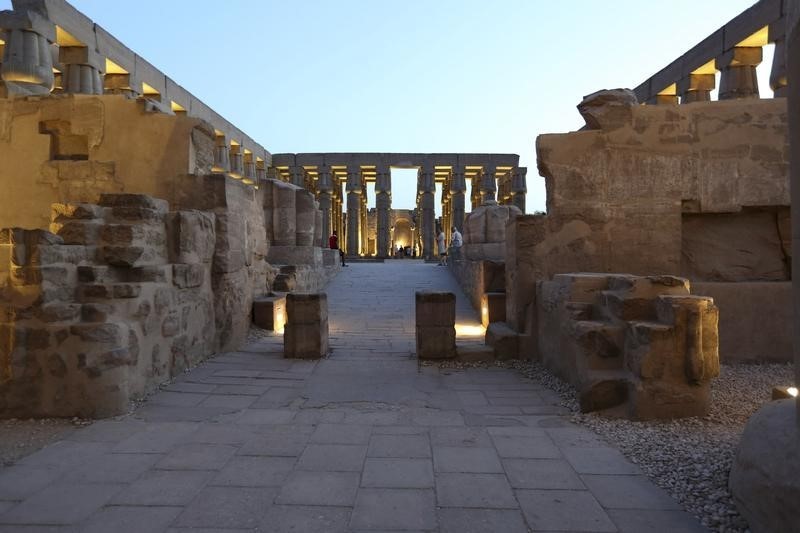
[0,0,798,531]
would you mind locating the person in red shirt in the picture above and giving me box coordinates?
[329,231,347,266]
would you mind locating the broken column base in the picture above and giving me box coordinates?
[284,293,328,359]
[415,291,456,360]
[729,400,800,533]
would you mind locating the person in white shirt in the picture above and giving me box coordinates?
[437,230,447,266]
[450,226,463,260]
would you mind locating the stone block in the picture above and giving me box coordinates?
[50,220,101,245]
[51,203,104,222]
[416,325,456,360]
[170,210,215,264]
[485,322,518,360]
[267,246,322,267]
[286,293,327,325]
[456,344,495,363]
[99,193,168,214]
[415,291,455,327]
[284,321,329,359]
[481,292,506,327]
[253,293,287,331]
[172,264,205,289]
[729,400,800,533]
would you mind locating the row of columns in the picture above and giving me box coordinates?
[262,163,527,258]
[0,13,117,97]
[649,32,788,105]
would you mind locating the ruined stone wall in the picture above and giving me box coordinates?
[0,194,218,417]
[509,97,790,361]
[447,259,505,311]
[537,274,719,420]
[0,94,215,230]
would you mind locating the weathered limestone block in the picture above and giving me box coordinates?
[577,89,638,131]
[168,210,216,264]
[536,273,719,420]
[463,202,521,261]
[284,293,328,359]
[253,293,286,331]
[485,322,518,360]
[729,400,800,533]
[415,292,456,360]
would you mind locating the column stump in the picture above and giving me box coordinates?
[415,291,456,360]
[284,293,328,359]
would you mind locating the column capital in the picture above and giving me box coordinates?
[346,167,362,193]
[512,167,527,193]
[375,166,392,193]
[450,169,467,192]
[317,165,333,192]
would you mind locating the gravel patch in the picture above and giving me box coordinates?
[0,418,84,466]
[503,359,794,533]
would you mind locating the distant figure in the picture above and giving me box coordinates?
[450,226,463,260]
[437,230,447,266]
[329,230,347,267]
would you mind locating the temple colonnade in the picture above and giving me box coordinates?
[270,154,527,260]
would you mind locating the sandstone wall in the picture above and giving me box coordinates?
[0,194,218,417]
[511,97,790,361]
[0,94,215,230]
[447,259,504,311]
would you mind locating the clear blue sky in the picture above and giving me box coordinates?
[2,0,766,212]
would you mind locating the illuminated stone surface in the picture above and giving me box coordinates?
[0,261,704,531]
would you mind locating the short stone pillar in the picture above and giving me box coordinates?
[415,292,456,360]
[284,293,328,359]
[252,292,286,331]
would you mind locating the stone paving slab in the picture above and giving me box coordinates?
[0,261,707,532]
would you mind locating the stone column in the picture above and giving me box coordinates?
[718,47,762,100]
[360,183,368,255]
[346,168,361,256]
[771,37,788,97]
[679,73,715,103]
[229,145,243,176]
[290,165,305,188]
[450,170,466,232]
[419,167,435,260]
[213,135,229,172]
[317,166,333,244]
[511,167,527,213]
[470,174,481,210]
[480,167,497,204]
[59,46,103,94]
[0,10,55,96]
[375,167,391,258]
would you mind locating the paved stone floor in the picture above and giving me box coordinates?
[0,261,707,532]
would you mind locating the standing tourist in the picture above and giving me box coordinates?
[329,230,347,267]
[450,226,463,260]
[437,229,448,266]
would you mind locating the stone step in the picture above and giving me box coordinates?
[455,343,495,363]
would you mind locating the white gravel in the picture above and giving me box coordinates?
[505,359,795,533]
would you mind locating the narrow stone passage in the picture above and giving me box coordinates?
[0,262,707,532]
